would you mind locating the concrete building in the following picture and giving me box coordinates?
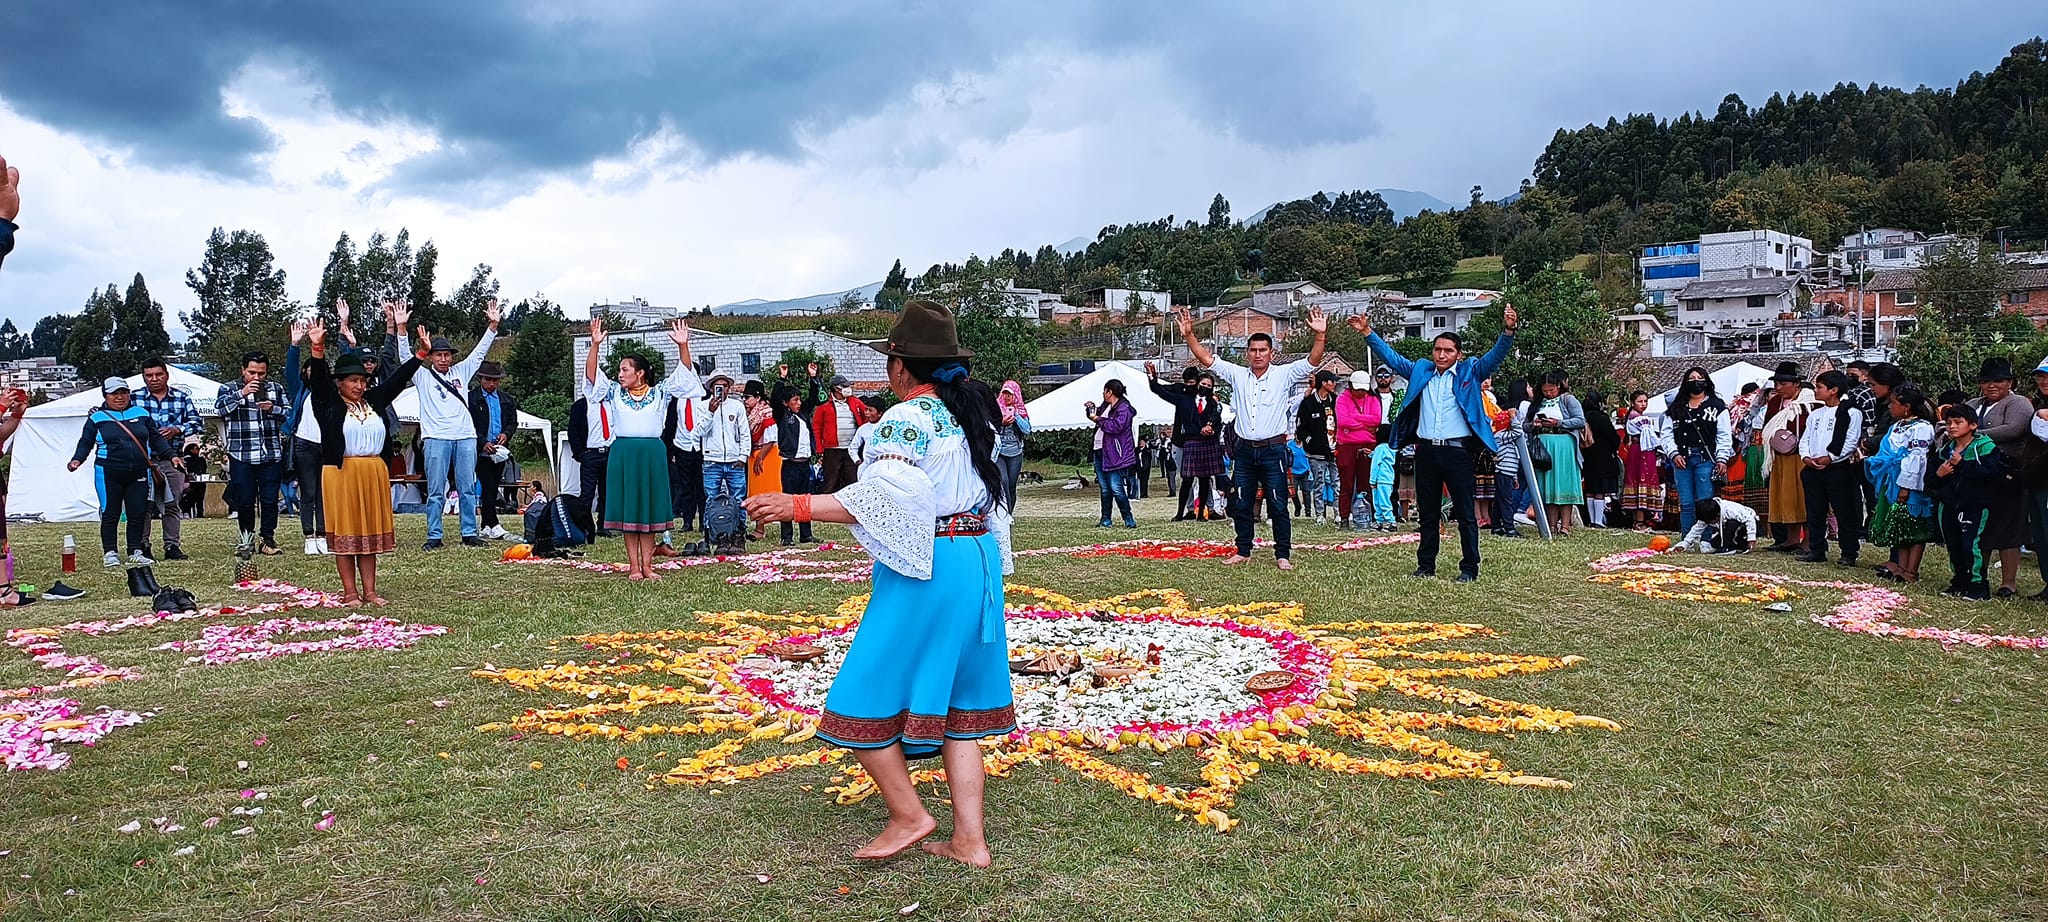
[589,298,678,327]
[1085,288,1173,318]
[1640,230,1814,308]
[1249,281,1327,318]
[571,326,892,396]
[1306,287,1408,321]
[1832,229,1960,270]
[1000,284,1070,323]
[0,358,88,397]
[1401,288,1499,338]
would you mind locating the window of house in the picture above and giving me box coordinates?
[1431,316,1447,329]
[740,352,760,374]
[1882,248,1905,260]
[700,355,716,372]
[1774,242,1784,254]
[1746,295,1767,308]
[2011,291,2033,305]
[1684,300,1703,311]
[1894,291,1917,306]
[1403,326,1422,339]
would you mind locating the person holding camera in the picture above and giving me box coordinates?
[470,361,520,540]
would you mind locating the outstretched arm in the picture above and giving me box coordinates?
[584,316,606,388]
[1470,302,1519,381]
[1173,306,1215,369]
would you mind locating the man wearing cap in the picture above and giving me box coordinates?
[215,351,289,555]
[1969,356,2033,597]
[1334,369,1384,529]
[409,299,501,550]
[691,372,752,515]
[1352,302,1518,582]
[1173,304,1329,569]
[1294,369,1339,525]
[71,376,175,572]
[469,361,520,540]
[1373,367,1404,424]
[135,357,200,560]
[810,372,867,495]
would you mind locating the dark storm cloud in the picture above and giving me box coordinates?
[0,1,1382,193]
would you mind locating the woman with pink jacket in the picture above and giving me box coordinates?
[1333,371,1384,529]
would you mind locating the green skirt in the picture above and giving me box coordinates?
[1869,496,1935,547]
[602,437,673,533]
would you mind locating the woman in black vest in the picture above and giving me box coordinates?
[303,316,422,606]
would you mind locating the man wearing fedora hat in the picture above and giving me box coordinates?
[1757,360,1816,552]
[470,360,520,540]
[1969,356,2034,597]
[409,299,501,549]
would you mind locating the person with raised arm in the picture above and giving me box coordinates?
[1351,301,1518,581]
[301,309,423,606]
[1172,304,1326,569]
[0,154,18,272]
[583,316,702,580]
[410,299,500,550]
[745,300,1015,868]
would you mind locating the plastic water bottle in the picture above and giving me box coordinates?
[61,534,76,573]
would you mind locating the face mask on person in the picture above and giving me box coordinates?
[1197,386,1215,397]
[1683,381,1704,397]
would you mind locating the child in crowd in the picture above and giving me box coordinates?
[1489,411,1525,538]
[1287,436,1312,518]
[1675,497,1758,554]
[1929,402,2001,600]
[1367,425,1397,532]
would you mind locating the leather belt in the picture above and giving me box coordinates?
[1238,434,1288,449]
[937,512,988,537]
[1418,436,1472,448]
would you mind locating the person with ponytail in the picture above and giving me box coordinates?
[745,300,1013,868]
[1796,369,1865,566]
[1868,384,1937,582]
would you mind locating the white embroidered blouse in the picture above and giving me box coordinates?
[837,394,1013,580]
[584,369,704,440]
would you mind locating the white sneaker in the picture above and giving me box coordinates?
[304,537,321,556]
[128,550,154,567]
[316,537,330,555]
[102,551,122,568]
[490,525,510,540]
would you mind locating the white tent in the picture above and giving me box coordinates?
[1024,361,1232,432]
[7,367,227,523]
[1647,361,1775,416]
[388,389,557,482]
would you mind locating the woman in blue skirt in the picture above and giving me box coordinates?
[747,300,1015,867]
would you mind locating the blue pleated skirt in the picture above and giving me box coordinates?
[817,530,1016,758]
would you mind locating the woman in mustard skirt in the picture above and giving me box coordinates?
[304,315,421,605]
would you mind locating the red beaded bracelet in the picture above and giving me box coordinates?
[794,494,812,524]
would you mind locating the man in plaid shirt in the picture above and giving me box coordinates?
[136,358,201,560]
[214,351,287,555]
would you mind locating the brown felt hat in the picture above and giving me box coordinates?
[477,361,506,379]
[870,299,974,361]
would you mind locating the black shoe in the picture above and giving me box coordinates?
[2027,589,2048,603]
[1837,558,1859,569]
[422,538,444,551]
[126,568,152,598]
[1409,568,1436,579]
[1500,529,1523,539]
[134,566,163,595]
[1795,553,1828,563]
[1453,572,1479,583]
[258,538,282,556]
[461,536,487,548]
[42,581,85,602]
[1171,514,1187,522]
[1996,586,2017,599]
[163,545,190,561]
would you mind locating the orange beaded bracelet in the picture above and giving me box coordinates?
[794,494,812,524]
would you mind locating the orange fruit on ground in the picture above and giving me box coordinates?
[503,544,533,560]
[1648,535,1672,552]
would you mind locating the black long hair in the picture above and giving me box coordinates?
[901,357,1010,513]
[1892,384,1935,423]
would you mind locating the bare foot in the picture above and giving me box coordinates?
[627,572,644,582]
[1275,558,1294,571]
[645,571,662,581]
[368,595,390,606]
[1220,555,1250,566]
[337,595,361,607]
[854,813,936,860]
[921,838,991,868]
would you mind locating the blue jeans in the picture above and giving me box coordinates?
[1099,467,1135,526]
[702,461,747,503]
[228,458,282,539]
[422,437,479,540]
[1230,442,1293,558]
[1670,449,1716,535]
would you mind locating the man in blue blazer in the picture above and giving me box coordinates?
[1352,303,1518,581]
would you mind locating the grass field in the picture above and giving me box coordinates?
[2,484,2045,921]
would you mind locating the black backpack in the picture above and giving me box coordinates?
[700,487,746,556]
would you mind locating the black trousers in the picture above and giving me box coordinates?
[476,453,506,527]
[1414,440,1481,576]
[1801,462,1863,561]
[99,464,151,555]
[671,449,704,531]
[1711,519,1752,551]
[1135,459,1151,498]
[818,448,859,494]
[780,456,814,543]
[579,450,608,531]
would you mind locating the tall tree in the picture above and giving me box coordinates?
[63,285,120,381]
[183,228,296,376]
[0,319,22,361]
[503,297,572,426]
[449,262,502,340]
[315,232,371,341]
[30,314,74,358]
[876,258,909,313]
[110,272,174,371]
[1207,193,1231,229]
[1393,211,1461,291]
[409,241,450,333]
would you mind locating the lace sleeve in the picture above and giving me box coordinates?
[990,503,1014,577]
[836,404,939,578]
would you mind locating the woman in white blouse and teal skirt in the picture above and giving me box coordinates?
[747,300,1015,868]
[584,317,702,580]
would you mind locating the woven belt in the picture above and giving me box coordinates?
[937,512,988,537]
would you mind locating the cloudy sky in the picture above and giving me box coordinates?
[0,1,2037,333]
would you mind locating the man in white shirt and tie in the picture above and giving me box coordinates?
[1174,305,1327,570]
[411,299,500,550]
